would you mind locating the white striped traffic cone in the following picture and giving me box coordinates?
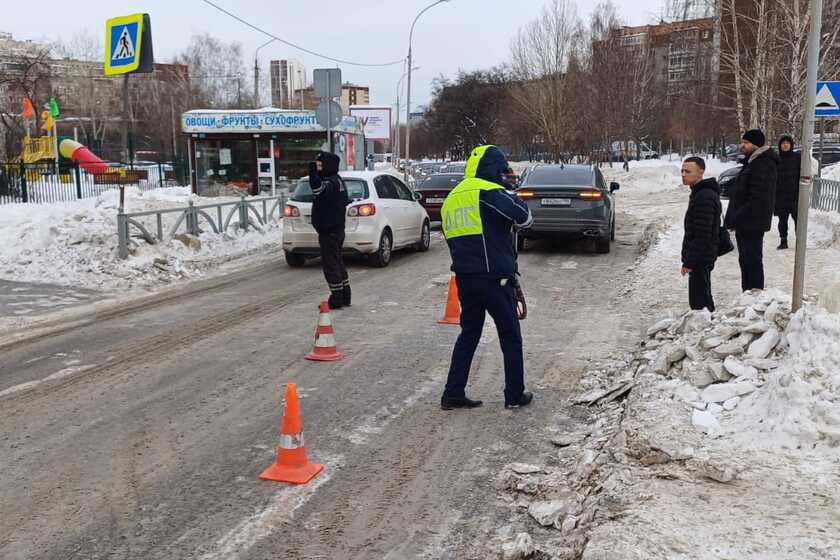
[305,301,345,362]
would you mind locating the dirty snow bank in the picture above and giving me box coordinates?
[577,292,840,559]
[640,289,840,451]
[0,187,283,292]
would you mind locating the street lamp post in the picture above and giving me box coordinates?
[405,0,450,165]
[395,66,419,167]
[254,38,275,109]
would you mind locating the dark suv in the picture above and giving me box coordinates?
[515,164,619,253]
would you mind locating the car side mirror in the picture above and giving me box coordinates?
[610,182,620,193]
[413,191,422,201]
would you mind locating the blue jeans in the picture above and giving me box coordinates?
[443,275,525,404]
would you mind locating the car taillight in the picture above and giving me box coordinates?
[348,203,376,217]
[579,191,604,200]
[516,191,535,198]
[283,205,300,217]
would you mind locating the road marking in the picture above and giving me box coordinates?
[199,455,341,560]
[0,364,96,398]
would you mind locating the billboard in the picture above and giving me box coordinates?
[349,106,392,141]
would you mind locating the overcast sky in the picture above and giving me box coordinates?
[2,0,668,113]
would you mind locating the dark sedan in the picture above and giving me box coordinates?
[414,173,463,222]
[718,164,742,199]
[515,164,618,253]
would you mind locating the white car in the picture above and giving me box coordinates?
[282,170,431,268]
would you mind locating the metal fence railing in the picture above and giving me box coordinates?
[117,194,287,259]
[812,177,840,213]
[0,160,189,205]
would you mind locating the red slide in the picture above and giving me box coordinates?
[59,139,109,174]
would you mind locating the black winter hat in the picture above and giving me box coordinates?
[742,129,766,148]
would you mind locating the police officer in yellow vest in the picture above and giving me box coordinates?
[440,145,534,410]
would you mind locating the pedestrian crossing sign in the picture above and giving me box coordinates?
[104,13,153,76]
[815,81,840,117]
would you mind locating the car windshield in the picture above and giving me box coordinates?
[522,166,592,186]
[420,174,462,189]
[290,177,369,203]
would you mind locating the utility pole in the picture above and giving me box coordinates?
[405,45,413,165]
[121,74,130,163]
[170,93,178,159]
[254,57,259,109]
[792,0,823,312]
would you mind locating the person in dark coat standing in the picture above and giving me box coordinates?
[774,134,801,250]
[308,151,351,309]
[726,129,778,292]
[681,157,722,311]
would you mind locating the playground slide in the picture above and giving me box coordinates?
[58,139,109,174]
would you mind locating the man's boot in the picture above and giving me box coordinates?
[342,285,352,307]
[328,290,343,310]
[777,238,788,250]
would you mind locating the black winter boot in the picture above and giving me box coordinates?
[342,285,352,307]
[328,290,344,309]
[777,238,788,250]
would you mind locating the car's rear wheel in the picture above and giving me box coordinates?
[595,232,611,254]
[369,229,393,267]
[415,220,431,252]
[284,251,306,267]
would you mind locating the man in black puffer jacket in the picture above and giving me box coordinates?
[681,157,722,311]
[726,129,778,291]
[309,151,351,309]
[774,134,801,250]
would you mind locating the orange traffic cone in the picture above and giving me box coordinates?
[438,274,461,325]
[305,301,345,361]
[260,383,325,484]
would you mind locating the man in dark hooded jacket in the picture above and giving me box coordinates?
[680,157,722,311]
[308,151,351,309]
[774,134,801,250]
[726,129,778,291]
[439,145,534,411]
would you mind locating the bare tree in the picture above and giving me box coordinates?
[52,30,102,62]
[774,0,840,134]
[0,45,52,158]
[510,0,584,161]
[173,34,251,109]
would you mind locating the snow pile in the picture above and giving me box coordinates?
[0,187,283,292]
[602,157,737,194]
[735,304,840,449]
[807,210,840,249]
[641,289,840,451]
[603,164,682,194]
[823,162,840,181]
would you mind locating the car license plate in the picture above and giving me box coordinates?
[541,198,571,206]
[426,197,445,204]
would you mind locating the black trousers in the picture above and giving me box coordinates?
[688,265,715,312]
[318,231,349,295]
[443,276,524,405]
[736,230,765,291]
[777,210,797,240]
